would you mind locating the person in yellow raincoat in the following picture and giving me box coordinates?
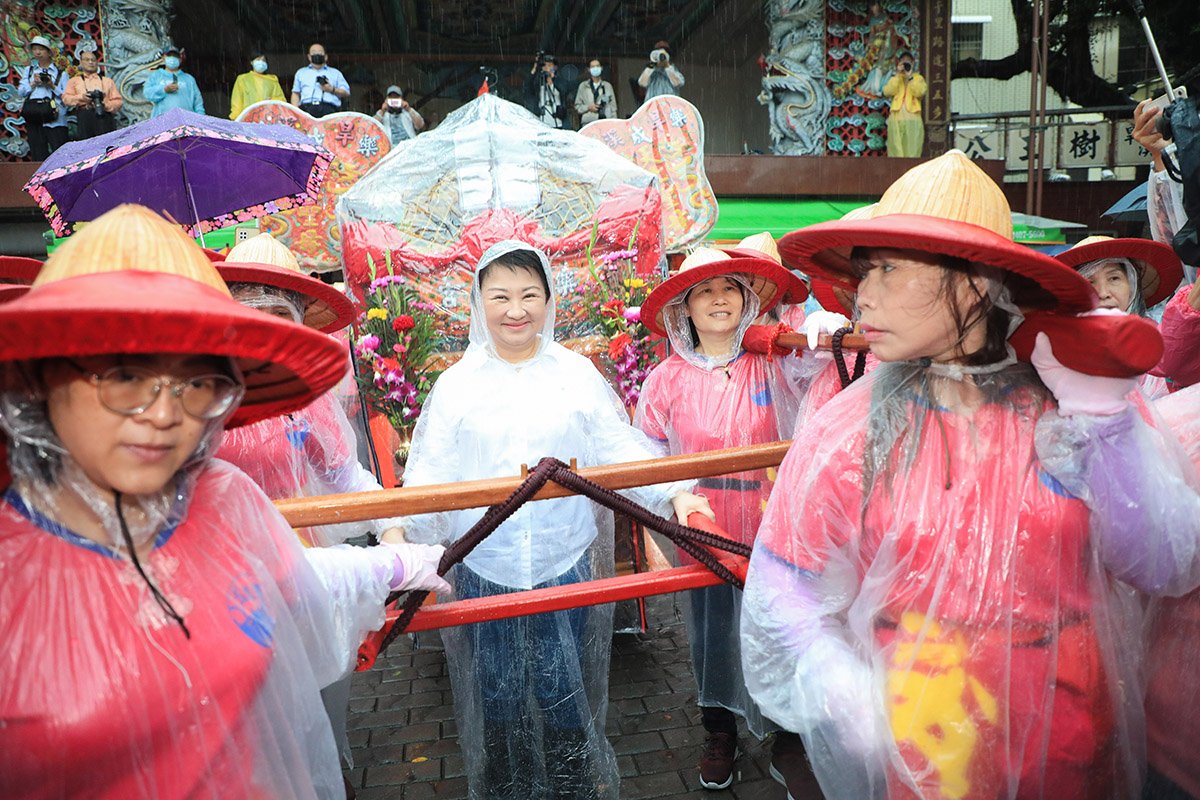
[883,52,926,158]
[229,52,286,120]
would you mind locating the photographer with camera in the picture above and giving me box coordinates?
[63,49,122,139]
[374,85,425,144]
[575,59,617,126]
[883,52,926,157]
[290,44,350,119]
[144,46,204,117]
[17,35,68,160]
[637,40,685,103]
[524,52,570,129]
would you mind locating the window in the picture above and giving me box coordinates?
[952,22,985,66]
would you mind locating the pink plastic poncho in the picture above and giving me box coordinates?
[635,276,806,737]
[216,390,398,546]
[741,361,1200,800]
[1146,385,1200,798]
[0,459,392,800]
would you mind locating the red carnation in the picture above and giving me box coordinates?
[608,332,633,361]
[392,314,416,333]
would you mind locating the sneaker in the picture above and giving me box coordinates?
[769,732,814,800]
[698,731,739,790]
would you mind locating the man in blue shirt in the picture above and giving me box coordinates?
[290,44,350,118]
[17,35,69,160]
[144,46,205,117]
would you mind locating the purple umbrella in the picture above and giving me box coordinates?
[24,108,331,240]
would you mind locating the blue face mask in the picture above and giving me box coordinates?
[164,56,180,70]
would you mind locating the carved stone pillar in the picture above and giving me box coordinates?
[758,0,830,156]
[99,0,174,125]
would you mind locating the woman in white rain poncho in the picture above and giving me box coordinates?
[740,151,1200,800]
[398,241,711,800]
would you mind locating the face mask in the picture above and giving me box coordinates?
[590,66,602,78]
[164,56,180,70]
[309,53,326,66]
[252,59,267,73]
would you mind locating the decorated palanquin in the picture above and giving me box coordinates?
[579,96,716,252]
[238,101,391,272]
[337,93,666,361]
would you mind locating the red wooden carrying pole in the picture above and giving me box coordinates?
[355,514,748,671]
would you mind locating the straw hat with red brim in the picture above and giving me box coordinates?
[778,150,1097,314]
[1055,235,1183,308]
[216,233,354,332]
[0,205,346,429]
[642,232,808,338]
[0,256,42,284]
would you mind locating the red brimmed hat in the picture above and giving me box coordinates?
[778,151,1097,314]
[642,232,808,338]
[0,285,29,304]
[810,278,855,316]
[1056,235,1183,308]
[0,205,346,428]
[0,256,42,284]
[216,233,354,332]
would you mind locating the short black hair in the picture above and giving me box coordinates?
[479,249,551,298]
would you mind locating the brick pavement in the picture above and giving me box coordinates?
[344,595,824,800]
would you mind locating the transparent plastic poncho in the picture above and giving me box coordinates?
[0,362,395,799]
[217,284,398,545]
[401,241,689,800]
[741,357,1200,800]
[1145,385,1200,798]
[634,274,809,738]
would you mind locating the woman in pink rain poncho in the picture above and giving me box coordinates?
[1055,235,1183,399]
[740,151,1200,800]
[0,205,448,800]
[635,234,818,792]
[212,233,442,777]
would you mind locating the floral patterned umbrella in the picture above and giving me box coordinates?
[24,108,331,239]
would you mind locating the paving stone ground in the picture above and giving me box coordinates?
[344,594,824,800]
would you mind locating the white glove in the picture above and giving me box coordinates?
[383,541,452,595]
[1030,326,1137,416]
[801,310,852,350]
[793,636,885,759]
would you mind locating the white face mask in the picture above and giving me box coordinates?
[251,59,267,73]
[589,66,602,78]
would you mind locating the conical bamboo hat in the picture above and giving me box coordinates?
[35,204,229,295]
[874,149,1013,238]
[226,232,302,271]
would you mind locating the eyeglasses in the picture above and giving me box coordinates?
[65,360,245,420]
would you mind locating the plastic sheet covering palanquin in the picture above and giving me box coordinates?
[0,459,390,799]
[1145,384,1200,798]
[216,389,398,546]
[740,360,1200,800]
[400,242,688,799]
[337,93,665,358]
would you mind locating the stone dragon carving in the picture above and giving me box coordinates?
[99,0,172,126]
[758,0,830,155]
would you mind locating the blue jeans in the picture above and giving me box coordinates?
[455,558,592,730]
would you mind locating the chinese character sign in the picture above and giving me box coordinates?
[1060,123,1109,169]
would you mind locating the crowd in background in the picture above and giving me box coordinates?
[18,37,686,160]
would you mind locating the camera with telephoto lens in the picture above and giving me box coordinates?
[88,88,106,115]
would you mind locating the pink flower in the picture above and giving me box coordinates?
[356,334,381,355]
[623,306,641,323]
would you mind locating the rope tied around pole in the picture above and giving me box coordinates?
[375,456,752,658]
[831,326,867,389]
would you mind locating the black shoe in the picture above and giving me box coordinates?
[769,732,814,800]
[698,731,739,790]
